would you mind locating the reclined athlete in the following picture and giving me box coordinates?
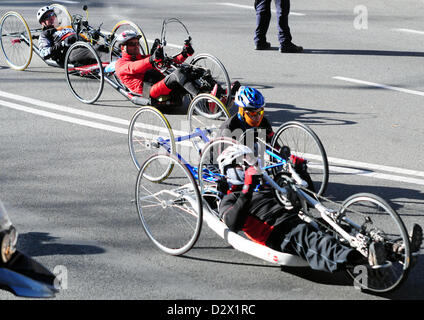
[37,5,107,66]
[114,30,197,101]
[219,86,314,192]
[216,144,423,273]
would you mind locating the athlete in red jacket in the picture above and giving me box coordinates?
[114,30,195,99]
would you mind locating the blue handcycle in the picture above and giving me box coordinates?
[131,104,416,293]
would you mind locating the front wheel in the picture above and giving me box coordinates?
[341,193,411,293]
[64,41,104,104]
[271,121,329,196]
[135,153,203,256]
[187,93,230,153]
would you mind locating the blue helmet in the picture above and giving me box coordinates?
[234,86,265,110]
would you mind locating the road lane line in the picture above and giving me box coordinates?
[0,99,128,135]
[217,2,306,16]
[329,165,424,186]
[1,92,424,186]
[0,90,188,136]
[392,28,424,35]
[333,76,424,97]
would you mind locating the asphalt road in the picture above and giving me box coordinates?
[0,0,423,301]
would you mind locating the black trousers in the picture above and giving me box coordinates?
[278,219,357,273]
[254,0,292,46]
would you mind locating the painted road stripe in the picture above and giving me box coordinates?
[217,2,305,16]
[0,90,188,137]
[1,92,424,186]
[0,99,128,135]
[392,28,424,35]
[333,76,424,97]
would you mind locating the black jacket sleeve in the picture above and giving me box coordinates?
[219,192,253,232]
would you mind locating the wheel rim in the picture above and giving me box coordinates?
[65,42,104,104]
[341,194,411,293]
[187,94,230,153]
[136,153,202,255]
[271,122,328,196]
[197,137,239,200]
[190,54,231,108]
[110,20,149,55]
[128,107,176,180]
[0,12,32,70]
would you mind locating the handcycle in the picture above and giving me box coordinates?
[0,200,58,298]
[65,16,233,109]
[0,4,147,71]
[132,115,415,293]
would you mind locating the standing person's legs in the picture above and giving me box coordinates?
[275,0,303,53]
[275,0,292,45]
[254,0,272,49]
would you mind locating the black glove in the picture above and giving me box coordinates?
[63,34,77,47]
[149,46,164,65]
[42,26,57,40]
[51,41,64,53]
[164,68,187,89]
[181,40,194,58]
[216,177,229,195]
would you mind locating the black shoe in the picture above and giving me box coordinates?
[392,223,423,254]
[280,42,303,53]
[368,242,387,268]
[255,42,271,50]
[230,81,241,96]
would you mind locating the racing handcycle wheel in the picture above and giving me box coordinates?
[64,41,105,104]
[0,11,33,71]
[135,153,203,255]
[271,121,329,197]
[197,137,240,211]
[340,193,411,293]
[187,93,230,153]
[128,106,176,181]
[190,54,232,108]
[109,20,149,56]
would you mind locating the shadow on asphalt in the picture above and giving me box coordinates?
[17,232,106,257]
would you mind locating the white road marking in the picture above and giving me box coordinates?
[392,28,424,35]
[217,2,306,16]
[1,91,424,186]
[0,98,128,135]
[333,76,424,97]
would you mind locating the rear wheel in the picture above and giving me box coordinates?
[0,11,33,70]
[341,193,411,293]
[65,41,104,104]
[136,153,202,255]
[190,54,231,108]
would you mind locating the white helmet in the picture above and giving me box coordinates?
[116,30,141,46]
[37,6,55,23]
[217,144,256,176]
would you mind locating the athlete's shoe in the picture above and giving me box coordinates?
[368,242,387,268]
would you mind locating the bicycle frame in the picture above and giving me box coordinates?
[260,168,369,257]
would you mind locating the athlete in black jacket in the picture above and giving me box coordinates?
[216,146,386,273]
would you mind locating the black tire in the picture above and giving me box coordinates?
[135,153,203,255]
[64,41,104,104]
[271,121,329,196]
[341,193,411,293]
